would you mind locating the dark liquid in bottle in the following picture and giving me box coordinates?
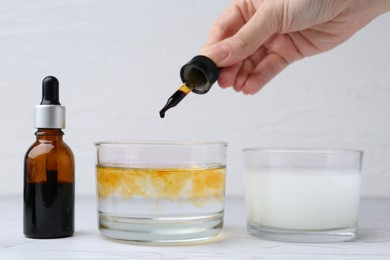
[23,181,74,238]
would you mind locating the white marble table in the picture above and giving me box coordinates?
[1,196,389,259]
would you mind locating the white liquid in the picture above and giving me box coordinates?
[246,172,361,230]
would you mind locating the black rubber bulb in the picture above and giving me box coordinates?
[40,76,61,105]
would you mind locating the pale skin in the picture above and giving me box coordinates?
[202,0,390,94]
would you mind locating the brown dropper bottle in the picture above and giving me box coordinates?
[159,55,219,118]
[23,76,75,238]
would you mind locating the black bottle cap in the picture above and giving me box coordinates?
[35,76,65,129]
[41,76,61,105]
[180,55,219,94]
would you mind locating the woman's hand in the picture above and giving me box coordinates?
[202,0,390,94]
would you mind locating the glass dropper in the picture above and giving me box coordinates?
[159,83,193,118]
[159,55,219,118]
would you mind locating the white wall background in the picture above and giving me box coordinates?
[1,0,389,198]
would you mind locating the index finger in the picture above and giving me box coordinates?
[202,3,247,51]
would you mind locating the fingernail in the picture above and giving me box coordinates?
[205,44,230,64]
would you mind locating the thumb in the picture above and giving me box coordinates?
[204,3,281,67]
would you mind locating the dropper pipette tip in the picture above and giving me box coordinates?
[159,110,166,118]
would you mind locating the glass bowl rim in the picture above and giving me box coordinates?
[242,147,363,155]
[95,140,228,147]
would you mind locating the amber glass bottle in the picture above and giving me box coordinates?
[23,76,75,238]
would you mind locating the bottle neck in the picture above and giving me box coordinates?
[35,128,64,141]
